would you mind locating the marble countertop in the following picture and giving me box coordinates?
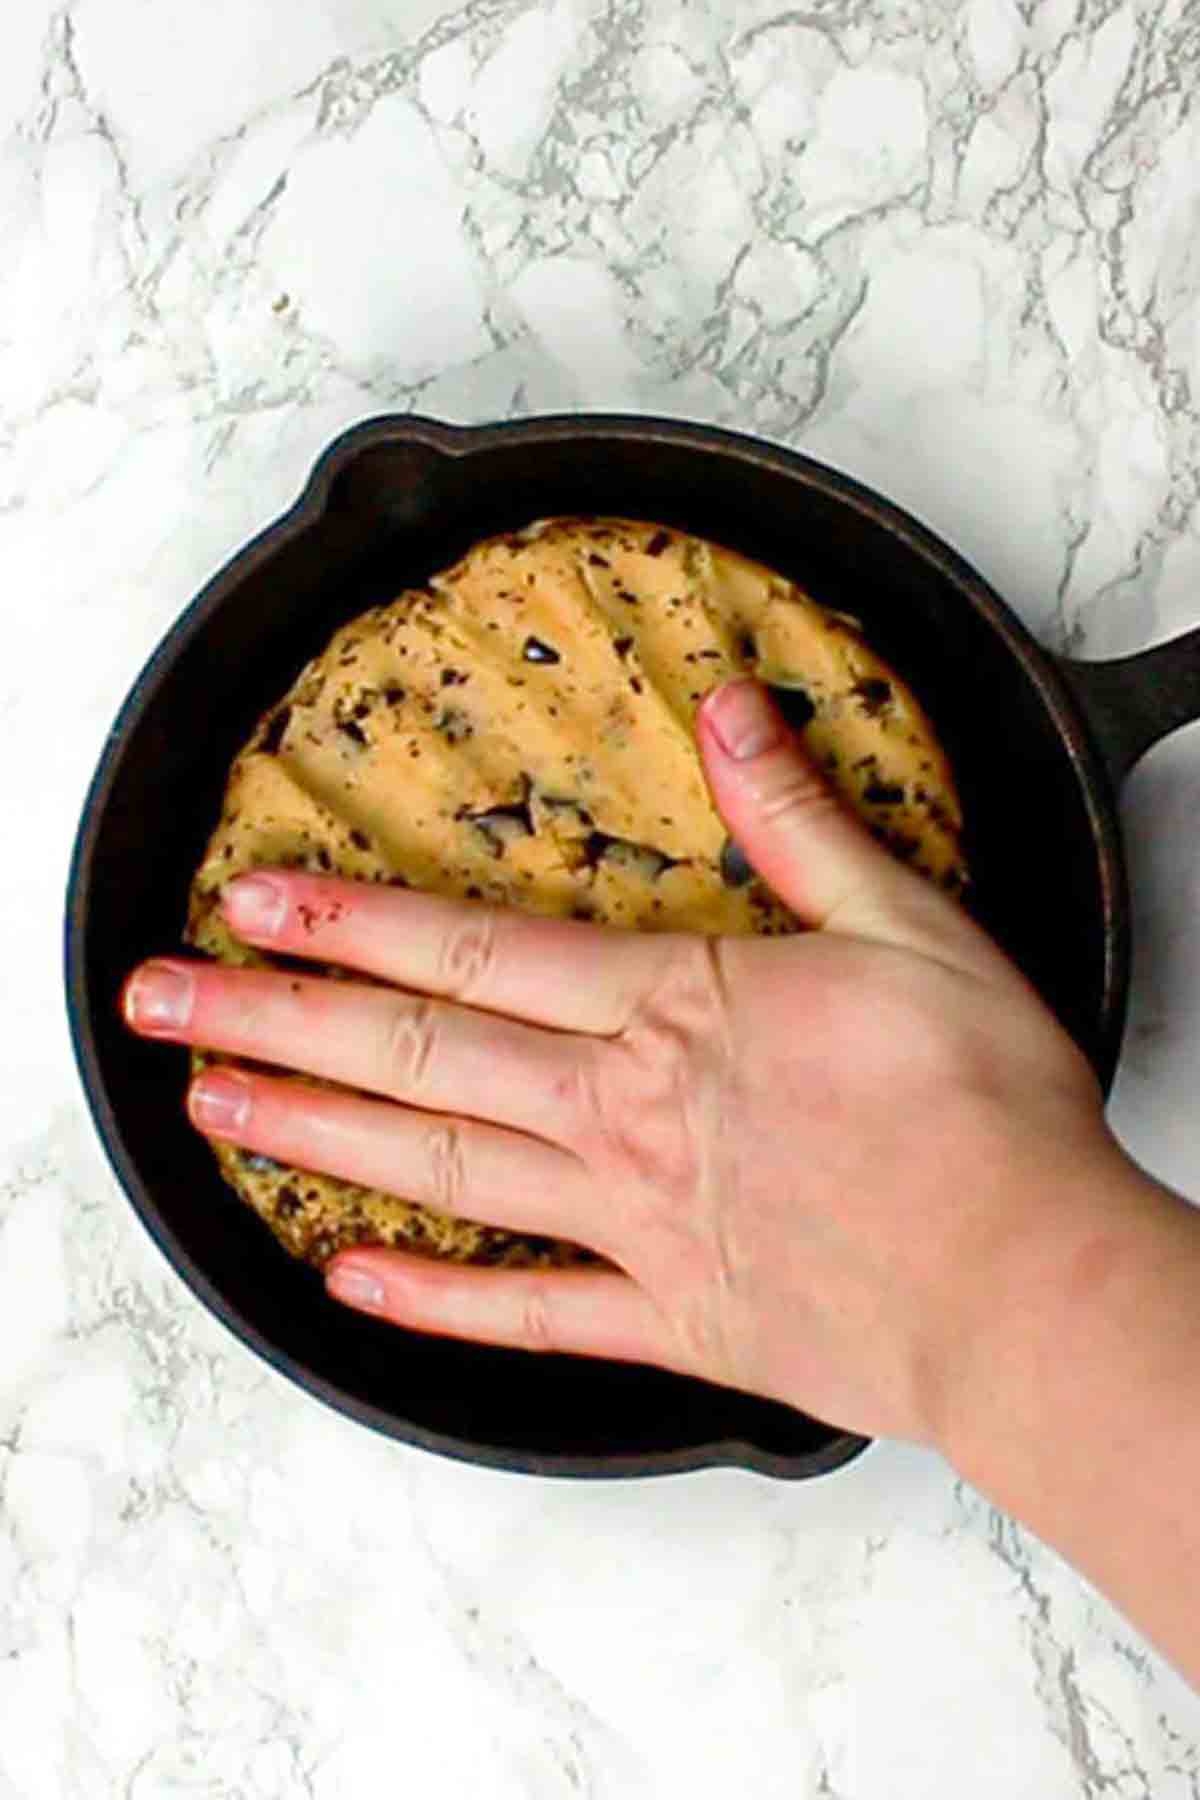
[3,0,1200,1792]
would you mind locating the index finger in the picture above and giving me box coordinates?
[218,871,672,1034]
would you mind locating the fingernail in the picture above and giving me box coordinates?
[125,962,194,1031]
[704,680,784,762]
[327,1265,386,1310]
[224,874,287,937]
[189,1070,252,1135]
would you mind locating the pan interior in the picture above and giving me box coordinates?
[71,427,1112,1470]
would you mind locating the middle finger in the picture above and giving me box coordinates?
[123,958,588,1143]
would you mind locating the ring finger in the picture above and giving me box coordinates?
[188,1064,601,1252]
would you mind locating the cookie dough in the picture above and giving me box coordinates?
[187,518,968,1270]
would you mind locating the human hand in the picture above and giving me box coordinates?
[122,679,1135,1447]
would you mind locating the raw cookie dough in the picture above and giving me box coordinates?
[187,518,968,1271]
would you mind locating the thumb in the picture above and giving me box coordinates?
[697,678,974,954]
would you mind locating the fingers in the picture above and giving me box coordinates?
[122,959,589,1143]
[324,1248,691,1371]
[697,680,994,966]
[186,1064,593,1248]
[218,873,670,1035]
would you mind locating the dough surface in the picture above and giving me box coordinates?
[187,518,968,1269]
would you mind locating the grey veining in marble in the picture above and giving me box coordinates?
[2,0,1200,1793]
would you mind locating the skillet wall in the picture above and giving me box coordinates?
[71,425,1113,1467]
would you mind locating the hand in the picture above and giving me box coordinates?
[122,679,1133,1446]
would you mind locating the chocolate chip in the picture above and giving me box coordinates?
[349,828,370,850]
[863,780,905,806]
[613,635,635,660]
[645,529,672,556]
[720,838,754,888]
[582,832,683,881]
[875,828,920,861]
[275,1186,303,1219]
[440,667,467,686]
[852,677,892,715]
[541,794,595,828]
[336,719,368,749]
[259,706,291,755]
[771,684,817,730]
[382,685,406,705]
[461,779,535,857]
[434,707,473,745]
[522,635,561,665]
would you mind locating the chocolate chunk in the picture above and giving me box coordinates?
[522,635,561,665]
[337,719,368,749]
[771,684,817,730]
[852,677,892,715]
[613,635,635,660]
[863,780,905,806]
[349,828,370,850]
[720,838,754,888]
[440,667,467,687]
[541,794,595,828]
[582,832,684,881]
[645,529,672,556]
[434,707,473,745]
[259,706,291,755]
[875,828,920,861]
[382,684,406,705]
[461,779,535,857]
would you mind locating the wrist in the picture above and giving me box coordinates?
[937,1142,1200,1515]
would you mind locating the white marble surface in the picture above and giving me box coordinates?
[2,0,1200,1792]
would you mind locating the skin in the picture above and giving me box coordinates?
[124,678,1200,1682]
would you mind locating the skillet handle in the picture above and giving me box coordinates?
[1054,626,1200,788]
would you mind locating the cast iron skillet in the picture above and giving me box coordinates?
[65,415,1200,1481]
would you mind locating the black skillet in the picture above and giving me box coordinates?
[64,415,1200,1481]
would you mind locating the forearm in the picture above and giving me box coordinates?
[945,1149,1200,1683]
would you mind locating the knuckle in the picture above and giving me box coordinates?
[593,940,726,1200]
[424,1119,469,1216]
[751,761,842,827]
[517,1281,557,1354]
[381,999,438,1095]
[437,910,500,1003]
[551,1044,606,1136]
[672,1296,724,1374]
